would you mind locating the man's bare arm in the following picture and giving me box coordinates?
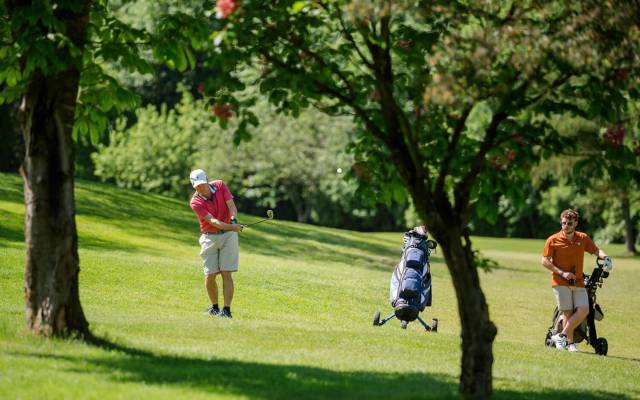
[541,256,574,280]
[204,213,241,232]
[226,199,238,220]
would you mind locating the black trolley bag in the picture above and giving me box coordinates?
[373,228,439,331]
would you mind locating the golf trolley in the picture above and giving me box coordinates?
[373,227,438,333]
[544,257,612,355]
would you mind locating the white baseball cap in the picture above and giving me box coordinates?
[189,169,208,188]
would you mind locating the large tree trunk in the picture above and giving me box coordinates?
[429,223,497,399]
[621,191,638,256]
[11,0,92,338]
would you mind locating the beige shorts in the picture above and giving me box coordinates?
[553,286,588,311]
[199,231,239,275]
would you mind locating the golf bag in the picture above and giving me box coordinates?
[390,230,432,321]
[373,227,438,331]
[544,257,612,355]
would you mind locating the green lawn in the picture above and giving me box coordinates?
[1,172,639,399]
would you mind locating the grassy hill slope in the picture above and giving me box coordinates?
[1,173,639,399]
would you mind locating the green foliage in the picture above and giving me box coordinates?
[0,0,215,145]
[1,2,82,104]
[92,90,400,228]
[92,91,204,197]
[195,0,639,231]
[195,100,359,224]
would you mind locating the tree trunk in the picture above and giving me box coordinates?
[430,224,497,399]
[13,1,92,338]
[621,191,638,256]
[287,183,310,223]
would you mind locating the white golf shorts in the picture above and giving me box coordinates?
[553,286,588,311]
[198,231,239,275]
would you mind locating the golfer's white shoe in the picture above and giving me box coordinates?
[551,333,568,349]
[567,343,579,352]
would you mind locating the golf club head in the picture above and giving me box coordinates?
[244,210,275,227]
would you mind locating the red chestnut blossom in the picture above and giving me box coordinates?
[398,40,412,50]
[216,0,237,18]
[510,130,527,145]
[352,162,372,181]
[614,68,629,81]
[603,125,626,146]
[504,148,516,162]
[489,156,504,170]
[211,103,233,119]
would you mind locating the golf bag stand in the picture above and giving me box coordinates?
[374,310,437,332]
[544,257,611,355]
[373,227,439,333]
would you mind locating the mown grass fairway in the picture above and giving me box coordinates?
[1,172,639,399]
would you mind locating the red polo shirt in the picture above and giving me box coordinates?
[543,230,599,287]
[189,180,233,234]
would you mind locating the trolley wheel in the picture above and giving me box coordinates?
[595,337,608,356]
[431,318,438,333]
[400,320,408,329]
[373,311,381,326]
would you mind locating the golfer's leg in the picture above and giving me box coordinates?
[201,233,223,306]
[564,306,589,342]
[205,272,220,305]
[219,232,238,308]
[554,286,572,332]
[221,271,234,307]
[564,288,589,342]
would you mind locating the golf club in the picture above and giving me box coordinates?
[242,209,274,227]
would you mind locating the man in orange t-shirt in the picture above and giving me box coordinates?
[541,209,611,352]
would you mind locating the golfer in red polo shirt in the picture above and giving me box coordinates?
[189,169,244,318]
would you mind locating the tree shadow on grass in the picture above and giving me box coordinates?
[18,336,458,399]
[0,220,23,243]
[14,337,634,399]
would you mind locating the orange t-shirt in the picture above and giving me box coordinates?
[543,231,599,287]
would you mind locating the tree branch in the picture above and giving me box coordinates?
[335,6,374,70]
[289,41,359,102]
[513,73,571,111]
[451,63,571,219]
[454,109,508,218]
[435,105,473,196]
[349,15,433,197]
[263,52,385,139]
